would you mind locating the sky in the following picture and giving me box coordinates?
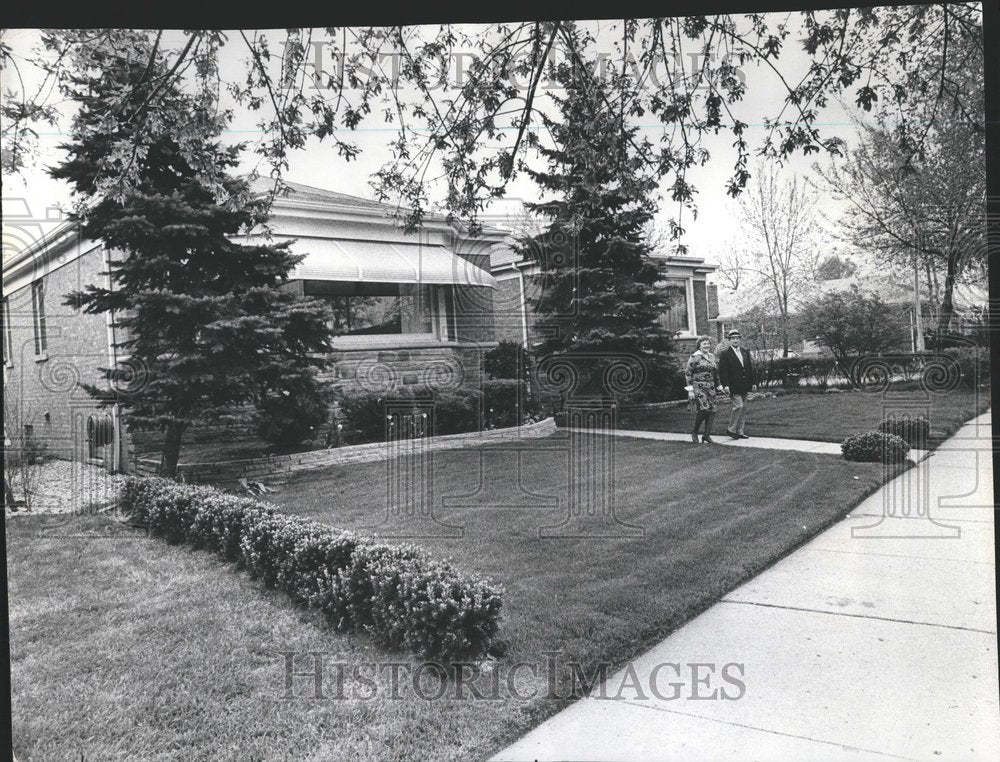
[1,21,865,273]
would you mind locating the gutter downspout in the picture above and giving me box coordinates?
[104,247,122,473]
[512,260,529,347]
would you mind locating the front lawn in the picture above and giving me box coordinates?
[8,438,907,760]
[618,387,988,447]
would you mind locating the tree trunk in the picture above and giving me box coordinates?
[159,420,187,478]
[936,253,958,335]
[4,478,17,508]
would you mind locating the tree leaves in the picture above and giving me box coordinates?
[2,9,985,239]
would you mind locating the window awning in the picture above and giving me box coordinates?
[283,238,497,289]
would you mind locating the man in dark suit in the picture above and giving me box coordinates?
[718,329,757,439]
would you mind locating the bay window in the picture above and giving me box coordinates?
[306,281,454,341]
[657,278,693,335]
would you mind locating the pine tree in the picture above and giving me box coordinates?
[519,75,678,400]
[50,34,334,476]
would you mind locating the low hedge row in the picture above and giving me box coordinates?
[120,477,504,661]
[841,431,911,463]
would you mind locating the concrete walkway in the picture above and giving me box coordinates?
[494,412,997,762]
[566,426,929,461]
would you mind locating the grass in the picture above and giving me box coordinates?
[7,435,909,760]
[618,386,989,447]
[7,514,515,761]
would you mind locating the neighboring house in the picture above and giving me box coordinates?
[709,273,988,354]
[2,180,504,471]
[814,275,988,349]
[482,205,720,355]
[491,249,720,354]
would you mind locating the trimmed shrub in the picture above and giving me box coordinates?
[255,391,330,448]
[877,414,930,447]
[432,389,481,435]
[335,380,543,441]
[118,477,503,660]
[484,341,533,380]
[483,378,534,428]
[337,385,491,440]
[335,388,399,442]
[841,431,911,463]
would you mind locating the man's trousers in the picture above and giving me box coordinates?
[728,393,748,435]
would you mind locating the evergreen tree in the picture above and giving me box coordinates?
[50,33,333,476]
[518,75,678,400]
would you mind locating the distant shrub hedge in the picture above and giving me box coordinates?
[841,431,911,463]
[754,357,841,388]
[877,414,930,447]
[120,477,504,661]
[943,347,989,389]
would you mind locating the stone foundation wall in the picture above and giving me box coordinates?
[322,342,492,392]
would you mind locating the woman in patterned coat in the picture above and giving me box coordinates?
[685,336,725,443]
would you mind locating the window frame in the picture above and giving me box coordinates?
[320,282,455,349]
[657,276,696,338]
[30,279,48,358]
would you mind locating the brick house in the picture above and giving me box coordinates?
[483,207,721,355]
[2,181,505,472]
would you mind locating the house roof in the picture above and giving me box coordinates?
[3,178,512,290]
[249,177,405,214]
[490,246,719,274]
[490,247,524,269]
[250,177,512,237]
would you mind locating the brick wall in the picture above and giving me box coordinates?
[692,278,709,337]
[493,276,525,344]
[3,245,114,463]
[443,242,497,345]
[707,283,719,320]
[451,284,495,343]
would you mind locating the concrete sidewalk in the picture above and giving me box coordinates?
[565,426,929,460]
[495,412,997,762]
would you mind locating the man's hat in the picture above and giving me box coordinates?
[727,329,741,338]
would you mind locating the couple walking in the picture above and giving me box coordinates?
[685,329,757,444]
